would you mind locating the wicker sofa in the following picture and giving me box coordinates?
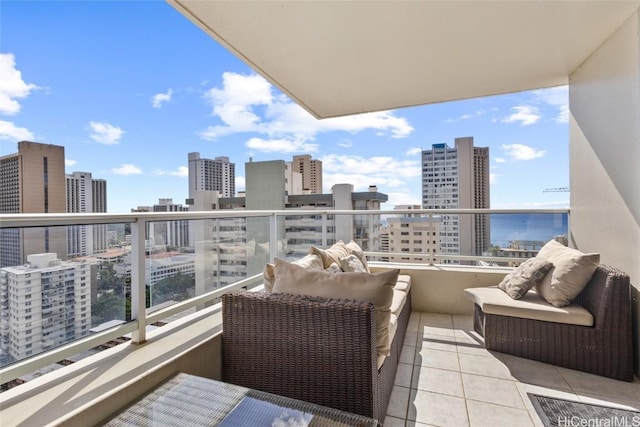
[467,264,633,381]
[221,274,411,423]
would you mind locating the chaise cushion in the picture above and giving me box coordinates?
[498,257,553,299]
[465,286,594,326]
[534,240,600,307]
[272,258,399,356]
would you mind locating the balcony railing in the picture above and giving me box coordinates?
[0,208,568,386]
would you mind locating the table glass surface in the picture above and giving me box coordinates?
[103,373,378,427]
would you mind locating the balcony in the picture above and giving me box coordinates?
[0,209,638,426]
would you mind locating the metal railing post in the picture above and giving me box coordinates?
[322,213,327,247]
[428,212,435,266]
[130,218,147,344]
[269,213,277,262]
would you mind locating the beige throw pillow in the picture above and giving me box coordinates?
[262,253,324,293]
[272,258,399,356]
[498,257,553,299]
[340,254,368,273]
[309,240,351,268]
[534,240,600,307]
[345,240,370,273]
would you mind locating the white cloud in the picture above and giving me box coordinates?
[65,159,77,167]
[200,72,413,148]
[501,144,545,161]
[405,147,422,156]
[151,89,173,109]
[0,53,39,116]
[533,86,568,123]
[501,105,541,126]
[89,121,125,145]
[0,120,34,141]
[460,109,484,120]
[338,140,353,148]
[494,157,506,163]
[152,166,188,177]
[490,173,500,184]
[246,137,319,153]
[111,164,142,175]
[321,154,421,193]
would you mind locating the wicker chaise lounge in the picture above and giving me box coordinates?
[222,287,411,423]
[470,264,633,381]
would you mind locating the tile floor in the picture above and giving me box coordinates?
[384,312,640,427]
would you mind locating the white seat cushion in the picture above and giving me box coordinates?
[394,274,412,293]
[390,289,407,317]
[464,286,593,327]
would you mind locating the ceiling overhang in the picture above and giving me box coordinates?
[168,1,640,119]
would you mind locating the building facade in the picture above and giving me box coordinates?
[386,205,441,264]
[0,253,91,363]
[421,137,490,260]
[150,199,190,249]
[66,172,108,258]
[188,152,235,198]
[291,154,323,194]
[0,141,67,267]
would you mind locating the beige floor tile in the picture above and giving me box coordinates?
[454,329,484,343]
[407,313,421,332]
[558,367,640,400]
[395,362,414,387]
[412,366,464,397]
[403,331,419,347]
[420,325,456,338]
[458,353,513,380]
[455,336,494,358]
[497,354,573,390]
[383,415,406,427]
[451,314,474,330]
[408,389,469,427]
[400,345,417,364]
[466,400,534,427]
[387,386,411,420]
[462,373,524,408]
[417,334,457,352]
[405,422,437,427]
[419,313,453,327]
[414,348,460,371]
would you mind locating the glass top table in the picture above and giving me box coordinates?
[103,373,379,426]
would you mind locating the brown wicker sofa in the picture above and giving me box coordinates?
[221,280,411,423]
[469,264,633,381]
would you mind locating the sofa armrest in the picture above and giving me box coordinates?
[222,291,378,416]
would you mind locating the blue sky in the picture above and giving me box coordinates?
[0,1,569,213]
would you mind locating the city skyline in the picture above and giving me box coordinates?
[0,1,569,213]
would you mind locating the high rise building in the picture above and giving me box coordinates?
[0,141,67,267]
[188,153,235,198]
[0,253,92,362]
[150,198,189,248]
[386,205,441,264]
[65,172,108,258]
[421,137,490,259]
[291,155,322,194]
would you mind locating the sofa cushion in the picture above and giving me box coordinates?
[345,240,370,273]
[340,254,368,272]
[262,253,324,293]
[390,289,407,317]
[465,286,594,326]
[534,240,600,307]
[310,241,351,269]
[498,257,553,299]
[272,258,399,356]
[394,275,412,293]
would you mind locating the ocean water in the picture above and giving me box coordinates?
[490,213,568,248]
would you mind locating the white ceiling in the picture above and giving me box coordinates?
[168,1,639,119]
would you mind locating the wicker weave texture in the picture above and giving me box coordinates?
[222,290,411,422]
[475,264,633,381]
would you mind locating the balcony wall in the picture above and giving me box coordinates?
[0,266,507,427]
[569,8,640,372]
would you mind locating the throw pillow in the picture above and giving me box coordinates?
[326,262,342,272]
[534,240,600,307]
[498,257,553,299]
[262,253,324,293]
[340,254,368,273]
[345,240,370,273]
[309,240,351,268]
[272,258,399,356]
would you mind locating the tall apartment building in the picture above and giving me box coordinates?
[386,205,441,264]
[188,153,235,198]
[66,172,108,258]
[150,198,189,248]
[291,154,322,194]
[0,141,67,267]
[284,162,303,195]
[421,137,490,259]
[0,253,91,363]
